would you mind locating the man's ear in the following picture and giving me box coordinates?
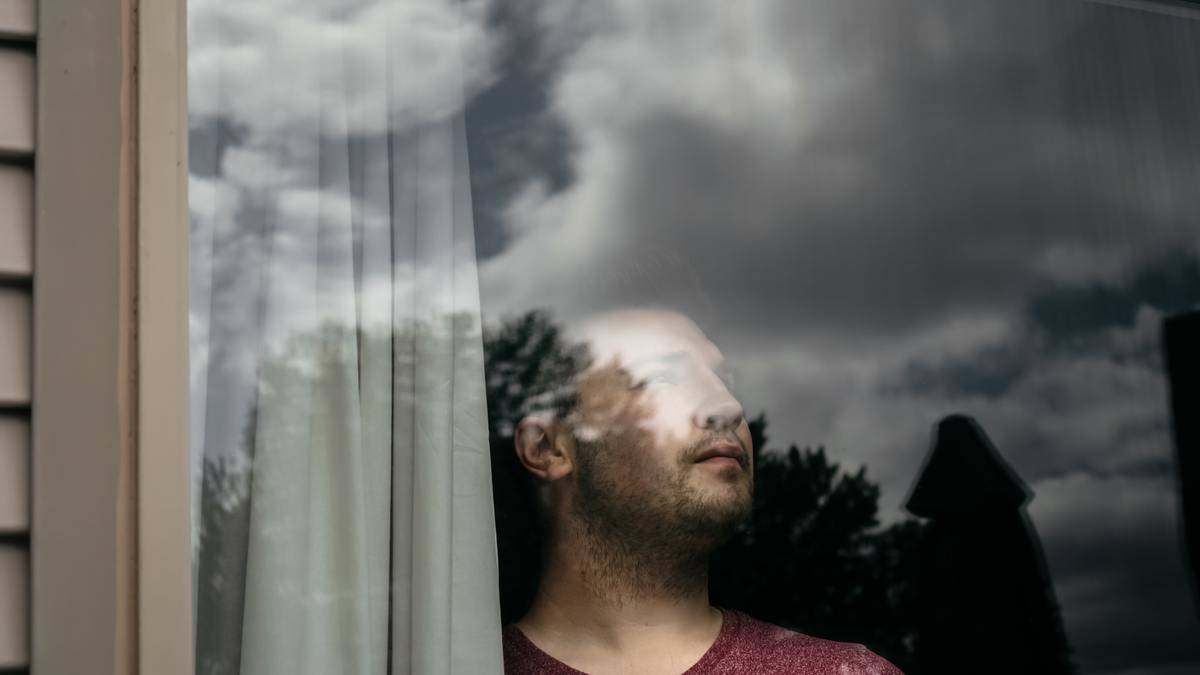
[515,416,574,482]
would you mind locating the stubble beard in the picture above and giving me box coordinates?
[566,433,753,606]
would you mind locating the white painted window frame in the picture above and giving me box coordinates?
[33,0,191,673]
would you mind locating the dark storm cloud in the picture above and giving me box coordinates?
[480,0,1200,347]
[473,0,1200,521]
[188,116,248,180]
[1030,471,1200,674]
[1029,251,1200,343]
[897,250,1200,403]
[466,0,575,259]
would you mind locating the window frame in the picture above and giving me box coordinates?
[32,0,191,673]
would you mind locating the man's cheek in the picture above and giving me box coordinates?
[637,403,691,447]
[635,418,676,453]
[619,435,664,483]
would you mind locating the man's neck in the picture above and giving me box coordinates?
[515,518,724,672]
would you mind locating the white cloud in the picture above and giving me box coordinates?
[189,0,498,140]
[188,0,500,363]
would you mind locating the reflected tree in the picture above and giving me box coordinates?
[709,417,924,671]
[196,442,253,675]
[194,313,485,675]
[485,311,589,626]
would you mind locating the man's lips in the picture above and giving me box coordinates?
[694,443,748,468]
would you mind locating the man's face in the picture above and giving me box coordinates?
[565,310,753,547]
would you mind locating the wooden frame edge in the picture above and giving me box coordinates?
[136,0,193,672]
[33,1,138,673]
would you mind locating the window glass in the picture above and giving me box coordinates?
[191,1,1200,673]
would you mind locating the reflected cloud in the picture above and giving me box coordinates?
[189,0,497,139]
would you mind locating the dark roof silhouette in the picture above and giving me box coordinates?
[1163,309,1200,620]
[906,414,1031,518]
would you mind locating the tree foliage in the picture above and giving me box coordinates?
[710,416,923,670]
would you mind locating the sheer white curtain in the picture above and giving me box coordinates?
[188,1,503,673]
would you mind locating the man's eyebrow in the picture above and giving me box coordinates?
[628,351,689,369]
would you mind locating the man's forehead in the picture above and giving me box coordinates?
[571,309,721,367]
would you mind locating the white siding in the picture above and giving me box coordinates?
[0,546,29,668]
[0,165,32,278]
[0,0,36,40]
[0,416,29,532]
[0,14,33,673]
[0,49,34,155]
[0,289,30,406]
[0,419,27,669]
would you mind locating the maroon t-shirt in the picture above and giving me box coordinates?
[502,609,904,674]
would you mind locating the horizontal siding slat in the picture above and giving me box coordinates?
[0,49,35,155]
[0,415,28,533]
[0,5,31,673]
[0,0,35,41]
[0,289,30,406]
[0,544,28,668]
[0,165,32,279]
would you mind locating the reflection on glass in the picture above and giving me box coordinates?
[190,0,1200,673]
[1164,311,1200,621]
[906,416,1073,674]
[190,0,502,673]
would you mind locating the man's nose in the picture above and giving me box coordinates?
[694,397,744,431]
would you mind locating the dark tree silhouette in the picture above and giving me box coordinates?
[483,310,589,438]
[196,452,253,675]
[710,416,924,671]
[484,311,589,624]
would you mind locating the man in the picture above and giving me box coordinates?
[502,308,902,674]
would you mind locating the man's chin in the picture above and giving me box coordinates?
[686,485,752,540]
[690,468,753,502]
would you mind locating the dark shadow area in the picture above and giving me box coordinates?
[1164,310,1200,619]
[905,415,1075,675]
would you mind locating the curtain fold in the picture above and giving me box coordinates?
[190,2,503,673]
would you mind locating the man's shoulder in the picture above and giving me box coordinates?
[724,611,904,675]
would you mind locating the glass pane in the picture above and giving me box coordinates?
[190,1,1200,673]
[189,0,502,672]
[471,1,1199,674]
